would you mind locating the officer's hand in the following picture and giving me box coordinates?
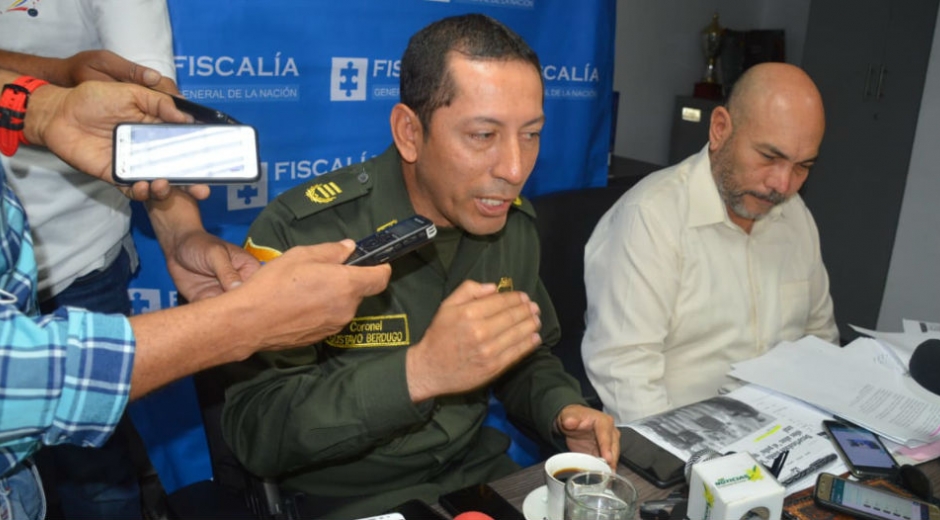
[405,280,542,402]
[557,405,620,470]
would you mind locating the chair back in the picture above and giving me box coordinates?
[531,181,640,408]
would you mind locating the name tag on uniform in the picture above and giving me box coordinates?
[325,314,411,348]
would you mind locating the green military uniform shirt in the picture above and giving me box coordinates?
[222,146,587,518]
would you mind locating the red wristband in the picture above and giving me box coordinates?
[0,76,49,156]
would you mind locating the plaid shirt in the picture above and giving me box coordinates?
[0,168,135,478]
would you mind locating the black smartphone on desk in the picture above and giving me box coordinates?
[822,420,899,478]
[439,483,525,520]
[814,472,940,520]
[618,426,686,488]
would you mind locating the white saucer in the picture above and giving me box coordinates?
[522,485,551,520]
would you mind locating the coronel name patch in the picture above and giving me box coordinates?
[325,314,410,348]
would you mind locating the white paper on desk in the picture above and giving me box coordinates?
[729,335,940,446]
[624,384,846,492]
[850,323,940,366]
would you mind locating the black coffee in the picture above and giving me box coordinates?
[552,468,585,482]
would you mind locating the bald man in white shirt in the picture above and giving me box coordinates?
[582,63,839,424]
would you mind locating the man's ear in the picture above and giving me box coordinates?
[708,106,733,152]
[391,103,421,163]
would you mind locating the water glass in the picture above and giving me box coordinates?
[564,471,638,520]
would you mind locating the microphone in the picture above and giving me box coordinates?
[910,339,940,395]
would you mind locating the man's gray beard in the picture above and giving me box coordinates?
[713,147,787,221]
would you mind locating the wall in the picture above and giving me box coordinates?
[878,7,940,330]
[612,0,811,166]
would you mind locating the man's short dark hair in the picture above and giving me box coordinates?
[400,13,542,135]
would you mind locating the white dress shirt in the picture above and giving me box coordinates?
[582,146,839,424]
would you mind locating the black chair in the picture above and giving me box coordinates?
[165,366,298,519]
[531,178,644,410]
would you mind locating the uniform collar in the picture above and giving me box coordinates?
[370,145,420,229]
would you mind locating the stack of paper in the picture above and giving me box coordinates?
[729,334,940,447]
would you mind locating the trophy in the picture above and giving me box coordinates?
[694,13,725,100]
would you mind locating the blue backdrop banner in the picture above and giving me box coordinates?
[128,0,615,492]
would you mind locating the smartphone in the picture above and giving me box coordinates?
[814,472,940,520]
[386,499,447,519]
[170,94,241,124]
[438,483,525,520]
[618,426,686,488]
[112,123,261,184]
[344,215,437,266]
[822,420,899,478]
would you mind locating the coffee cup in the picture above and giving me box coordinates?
[544,452,611,520]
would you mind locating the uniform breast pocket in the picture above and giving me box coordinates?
[778,280,810,338]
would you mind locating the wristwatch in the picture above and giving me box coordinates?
[0,75,49,156]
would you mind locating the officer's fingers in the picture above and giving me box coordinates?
[442,279,498,308]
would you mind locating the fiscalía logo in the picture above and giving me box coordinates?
[227,163,269,211]
[129,288,162,314]
[305,182,343,204]
[331,57,368,101]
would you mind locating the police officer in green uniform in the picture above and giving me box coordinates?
[221,14,620,519]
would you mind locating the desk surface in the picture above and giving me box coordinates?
[472,458,940,520]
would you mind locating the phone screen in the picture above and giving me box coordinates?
[820,476,936,520]
[439,484,525,520]
[113,123,260,184]
[824,421,897,476]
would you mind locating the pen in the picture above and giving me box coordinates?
[779,453,838,488]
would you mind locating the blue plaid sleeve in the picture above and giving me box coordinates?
[0,305,135,474]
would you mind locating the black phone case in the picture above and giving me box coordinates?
[171,95,241,124]
[618,426,686,488]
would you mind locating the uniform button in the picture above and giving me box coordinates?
[357,172,369,184]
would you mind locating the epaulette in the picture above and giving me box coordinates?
[276,162,375,220]
[511,195,537,219]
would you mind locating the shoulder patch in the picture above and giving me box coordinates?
[511,195,536,219]
[277,163,374,220]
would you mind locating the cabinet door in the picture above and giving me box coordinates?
[799,0,939,340]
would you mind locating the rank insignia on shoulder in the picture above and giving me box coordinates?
[497,277,514,293]
[305,182,343,204]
